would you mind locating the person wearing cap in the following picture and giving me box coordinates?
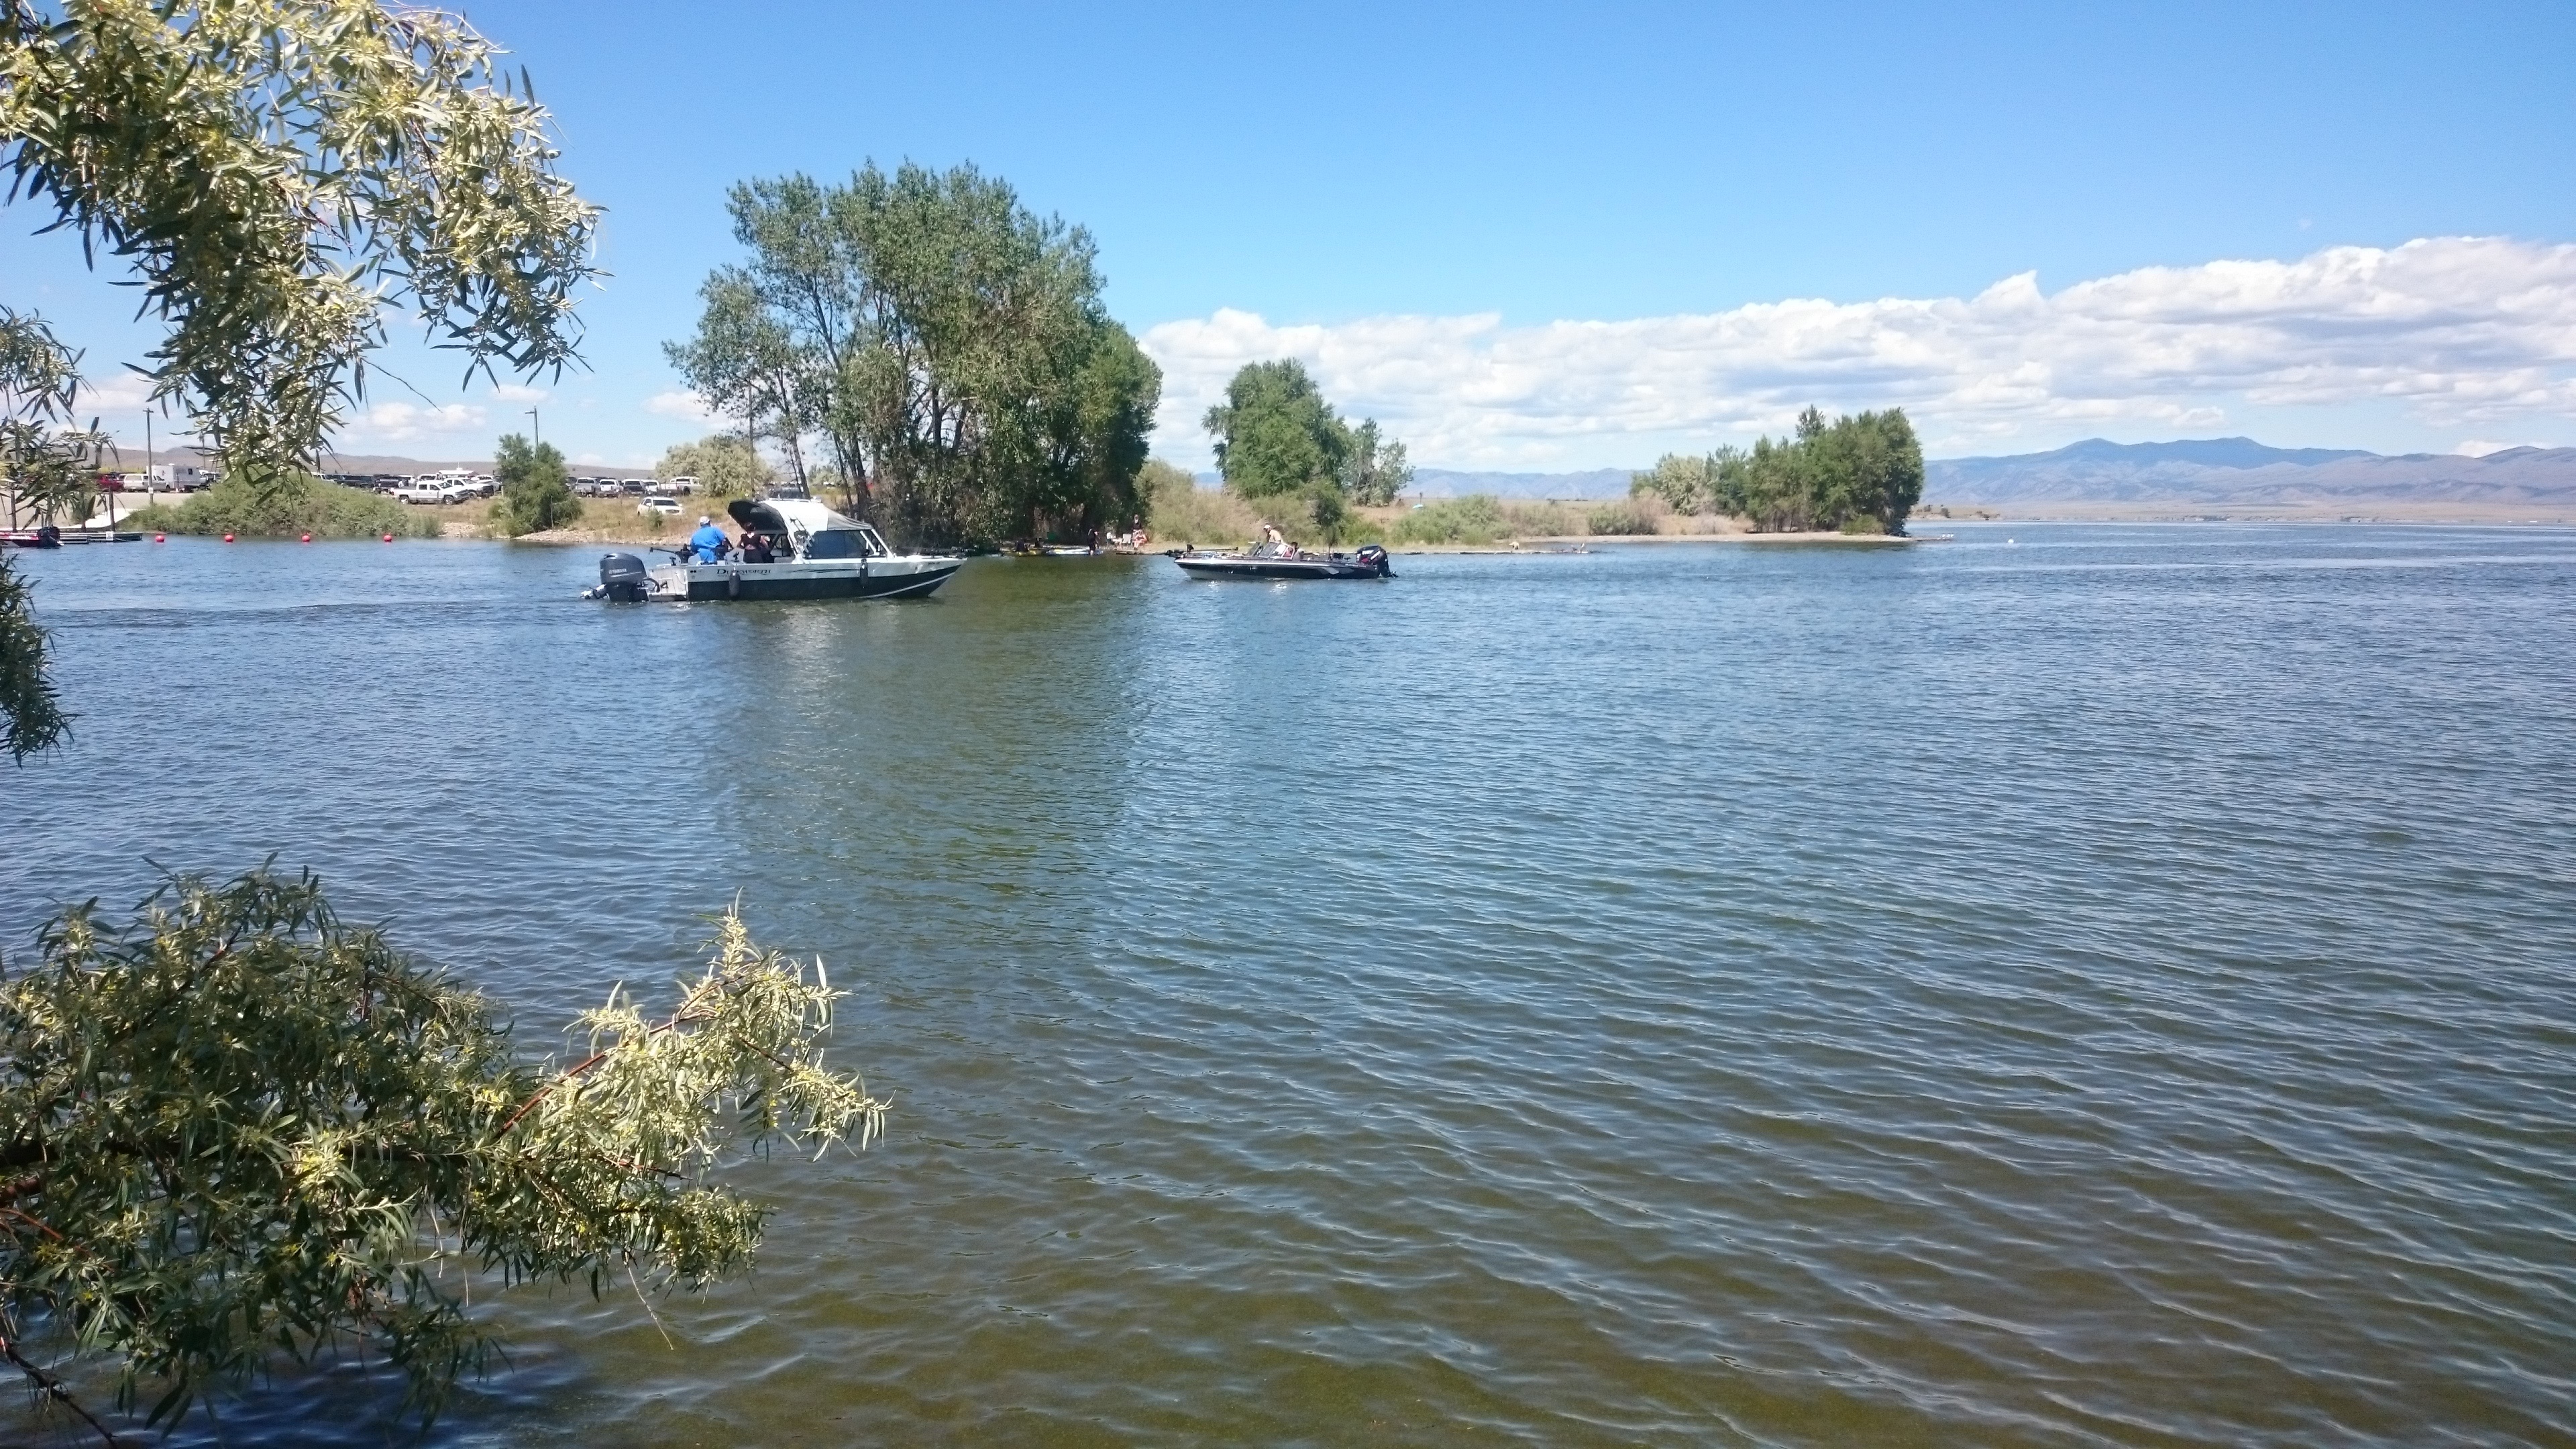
[688,514,727,564]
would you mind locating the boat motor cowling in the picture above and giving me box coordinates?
[1355,544,1393,578]
[592,551,649,602]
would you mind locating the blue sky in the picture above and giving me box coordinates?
[7,0,2573,468]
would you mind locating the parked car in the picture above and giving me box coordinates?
[669,476,698,495]
[638,496,681,518]
[391,477,470,505]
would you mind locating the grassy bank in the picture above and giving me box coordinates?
[1146,485,1737,549]
[125,474,439,539]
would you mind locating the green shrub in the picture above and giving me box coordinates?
[1148,478,1265,548]
[1388,494,1596,543]
[1389,494,1507,545]
[490,433,582,536]
[1502,500,1583,537]
[656,433,773,499]
[1839,515,1886,535]
[125,472,436,538]
[1587,498,1664,536]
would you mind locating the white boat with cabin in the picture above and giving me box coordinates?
[586,498,963,604]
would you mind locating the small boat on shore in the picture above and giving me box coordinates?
[585,498,962,604]
[1173,543,1394,581]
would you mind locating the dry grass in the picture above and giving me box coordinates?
[1146,485,1267,549]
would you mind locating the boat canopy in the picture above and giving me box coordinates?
[728,497,859,536]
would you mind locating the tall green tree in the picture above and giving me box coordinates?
[490,431,579,536]
[1343,417,1414,506]
[662,276,819,491]
[668,162,1161,546]
[1202,360,1415,542]
[1203,360,1348,501]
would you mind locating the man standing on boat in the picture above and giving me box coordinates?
[688,514,728,564]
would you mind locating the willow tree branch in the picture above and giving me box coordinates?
[0,1334,120,1447]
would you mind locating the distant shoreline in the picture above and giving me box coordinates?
[1916,500,2576,525]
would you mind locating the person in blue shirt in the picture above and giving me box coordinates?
[688,515,728,564]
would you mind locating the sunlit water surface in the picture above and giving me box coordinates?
[4,524,2573,1446]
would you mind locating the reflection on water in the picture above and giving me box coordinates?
[5,525,2575,1446]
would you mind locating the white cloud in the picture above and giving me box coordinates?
[345,400,488,445]
[489,382,551,404]
[644,389,721,426]
[71,372,160,419]
[1140,236,2576,467]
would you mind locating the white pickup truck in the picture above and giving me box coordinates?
[391,476,472,506]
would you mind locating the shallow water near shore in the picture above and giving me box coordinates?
[5,523,2574,1446]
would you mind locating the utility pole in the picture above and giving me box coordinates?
[527,408,540,448]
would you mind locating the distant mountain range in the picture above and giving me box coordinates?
[1402,439,2576,512]
[1406,467,1637,500]
[1925,437,2576,507]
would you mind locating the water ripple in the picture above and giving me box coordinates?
[3,525,2572,1445]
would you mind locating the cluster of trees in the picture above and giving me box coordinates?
[1631,407,1923,535]
[5,6,882,1440]
[1201,359,1412,541]
[666,164,1160,547]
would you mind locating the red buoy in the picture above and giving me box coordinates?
[154,533,166,543]
[382,532,394,543]
[222,533,235,543]
[300,533,313,543]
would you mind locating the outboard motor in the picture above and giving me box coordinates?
[1355,543,1393,578]
[588,551,649,602]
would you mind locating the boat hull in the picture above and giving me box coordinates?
[1173,555,1390,580]
[644,557,961,602]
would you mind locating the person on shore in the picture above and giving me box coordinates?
[689,515,727,564]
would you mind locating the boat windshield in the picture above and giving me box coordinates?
[857,525,892,557]
[802,529,863,559]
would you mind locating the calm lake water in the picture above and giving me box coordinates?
[5,525,2574,1446]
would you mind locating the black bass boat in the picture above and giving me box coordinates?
[585,498,962,604]
[1173,543,1393,580]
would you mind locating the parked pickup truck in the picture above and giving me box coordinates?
[391,477,472,506]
